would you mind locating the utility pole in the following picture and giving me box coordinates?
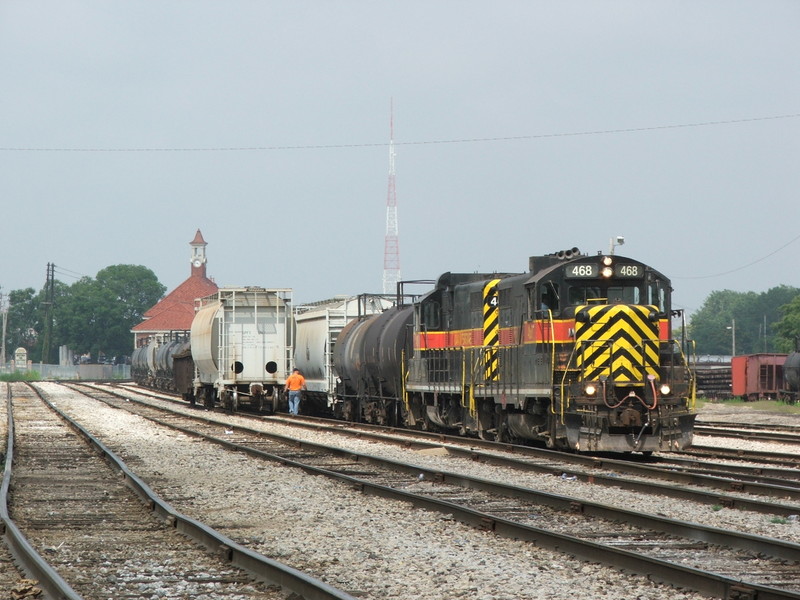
[0,289,7,366]
[41,262,55,364]
[727,318,736,357]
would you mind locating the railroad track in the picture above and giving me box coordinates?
[697,420,800,435]
[680,444,800,469]
[259,415,800,506]
[0,382,355,600]
[107,382,800,507]
[694,423,800,445]
[58,382,800,599]
[100,382,800,514]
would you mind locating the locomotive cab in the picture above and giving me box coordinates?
[530,255,694,451]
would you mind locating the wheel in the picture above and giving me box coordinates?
[203,388,215,411]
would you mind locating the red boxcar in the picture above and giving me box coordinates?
[731,353,787,401]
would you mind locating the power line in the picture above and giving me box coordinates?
[674,232,800,280]
[1,112,798,153]
[52,266,90,280]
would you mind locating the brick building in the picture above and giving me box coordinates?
[131,229,218,347]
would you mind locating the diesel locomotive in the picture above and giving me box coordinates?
[333,248,696,452]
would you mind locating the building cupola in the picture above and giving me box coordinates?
[190,229,208,277]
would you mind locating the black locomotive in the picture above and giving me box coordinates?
[333,248,696,453]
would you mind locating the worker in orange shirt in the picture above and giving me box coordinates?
[285,368,306,415]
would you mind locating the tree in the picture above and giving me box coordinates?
[4,288,41,358]
[54,265,165,361]
[3,264,165,364]
[773,295,800,352]
[688,286,800,355]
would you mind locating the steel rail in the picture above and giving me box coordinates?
[89,383,800,517]
[694,425,800,445]
[1,384,84,600]
[650,455,800,487]
[697,420,800,434]
[123,408,800,559]
[24,383,357,600]
[682,444,800,466]
[251,415,800,512]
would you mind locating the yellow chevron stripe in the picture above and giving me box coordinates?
[483,279,501,381]
[574,305,660,383]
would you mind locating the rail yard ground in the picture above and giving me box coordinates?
[696,397,800,424]
[3,383,800,599]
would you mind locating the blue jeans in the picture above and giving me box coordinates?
[288,390,301,415]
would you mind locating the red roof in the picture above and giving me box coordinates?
[132,273,218,333]
[191,229,206,245]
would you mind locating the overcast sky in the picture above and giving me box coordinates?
[1,1,798,318]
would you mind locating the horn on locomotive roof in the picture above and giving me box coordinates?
[529,248,582,273]
[553,247,580,260]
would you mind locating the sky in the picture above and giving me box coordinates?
[1,1,798,319]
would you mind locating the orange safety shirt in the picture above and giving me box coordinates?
[285,372,306,391]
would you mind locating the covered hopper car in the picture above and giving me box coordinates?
[293,294,395,417]
[190,287,293,411]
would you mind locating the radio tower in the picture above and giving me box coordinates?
[382,101,401,295]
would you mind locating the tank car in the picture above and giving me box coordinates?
[171,339,194,402]
[153,338,184,391]
[131,335,189,391]
[293,294,395,417]
[131,340,157,388]
[334,248,697,453]
[333,304,414,424]
[782,352,800,403]
[190,287,293,412]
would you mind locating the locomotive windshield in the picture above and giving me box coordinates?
[535,258,670,315]
[565,282,666,311]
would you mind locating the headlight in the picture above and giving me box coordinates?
[601,266,613,278]
[659,384,671,395]
[585,384,597,396]
[601,256,613,266]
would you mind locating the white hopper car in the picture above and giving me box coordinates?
[293,294,395,417]
[190,287,293,411]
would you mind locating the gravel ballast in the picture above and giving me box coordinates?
[22,383,800,599]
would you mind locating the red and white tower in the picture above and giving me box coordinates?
[383,101,401,295]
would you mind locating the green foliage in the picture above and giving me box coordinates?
[773,295,800,352]
[3,265,166,363]
[688,286,800,355]
[0,370,41,382]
